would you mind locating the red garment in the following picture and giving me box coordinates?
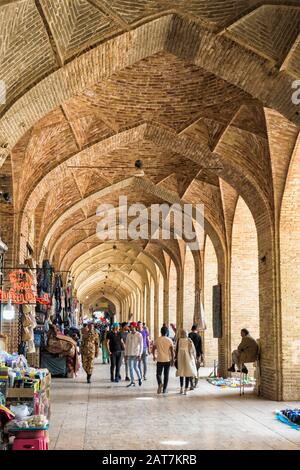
[0,406,14,427]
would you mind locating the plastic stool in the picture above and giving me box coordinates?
[12,437,48,450]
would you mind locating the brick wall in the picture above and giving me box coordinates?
[280,137,300,401]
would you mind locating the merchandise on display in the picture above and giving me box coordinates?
[0,350,51,450]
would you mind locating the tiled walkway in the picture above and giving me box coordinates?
[49,358,300,450]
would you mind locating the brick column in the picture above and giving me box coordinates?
[193,252,202,325]
[176,268,184,333]
[140,286,144,323]
[217,249,231,378]
[257,215,281,400]
[0,162,18,353]
[163,275,169,324]
[146,284,151,332]
[154,280,159,340]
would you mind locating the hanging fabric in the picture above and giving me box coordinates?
[213,284,222,338]
[198,292,207,331]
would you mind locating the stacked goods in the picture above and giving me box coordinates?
[6,414,48,430]
[44,324,79,376]
[0,351,51,420]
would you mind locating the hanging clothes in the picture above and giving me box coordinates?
[197,291,207,331]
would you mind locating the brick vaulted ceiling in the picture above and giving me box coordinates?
[0,1,300,303]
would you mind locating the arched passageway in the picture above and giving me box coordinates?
[0,4,299,413]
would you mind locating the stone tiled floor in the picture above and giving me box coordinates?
[49,358,300,450]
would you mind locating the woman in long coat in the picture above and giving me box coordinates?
[175,330,197,395]
[80,323,99,383]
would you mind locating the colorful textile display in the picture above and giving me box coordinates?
[275,409,300,429]
[207,376,256,388]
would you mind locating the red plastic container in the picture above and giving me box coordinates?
[12,437,48,450]
[14,430,46,439]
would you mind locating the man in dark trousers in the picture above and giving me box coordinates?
[188,324,203,388]
[153,326,174,394]
[107,323,125,383]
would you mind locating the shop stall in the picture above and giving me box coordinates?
[0,259,82,450]
[41,324,79,378]
[0,351,50,450]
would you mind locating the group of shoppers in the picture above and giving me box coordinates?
[106,321,150,387]
[80,320,150,386]
[80,319,258,394]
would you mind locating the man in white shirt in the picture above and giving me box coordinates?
[153,326,174,394]
[125,322,144,387]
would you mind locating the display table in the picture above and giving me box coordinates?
[5,373,51,419]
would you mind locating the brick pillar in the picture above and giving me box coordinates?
[154,281,159,340]
[163,275,169,324]
[135,292,139,321]
[140,286,144,323]
[217,252,231,379]
[0,160,18,353]
[257,215,281,400]
[176,268,184,333]
[193,252,202,325]
[146,284,151,332]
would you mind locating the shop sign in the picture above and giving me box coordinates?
[0,270,50,305]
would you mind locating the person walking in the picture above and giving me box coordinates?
[107,323,125,383]
[153,326,174,394]
[137,321,150,380]
[125,322,143,387]
[80,322,99,383]
[101,324,110,364]
[188,324,204,388]
[120,322,130,381]
[175,330,197,395]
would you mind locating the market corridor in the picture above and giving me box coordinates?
[49,361,300,450]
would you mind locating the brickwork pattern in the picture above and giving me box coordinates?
[0,3,300,400]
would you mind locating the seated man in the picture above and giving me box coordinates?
[228,328,259,374]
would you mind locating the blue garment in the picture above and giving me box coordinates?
[128,356,141,382]
[138,349,148,379]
